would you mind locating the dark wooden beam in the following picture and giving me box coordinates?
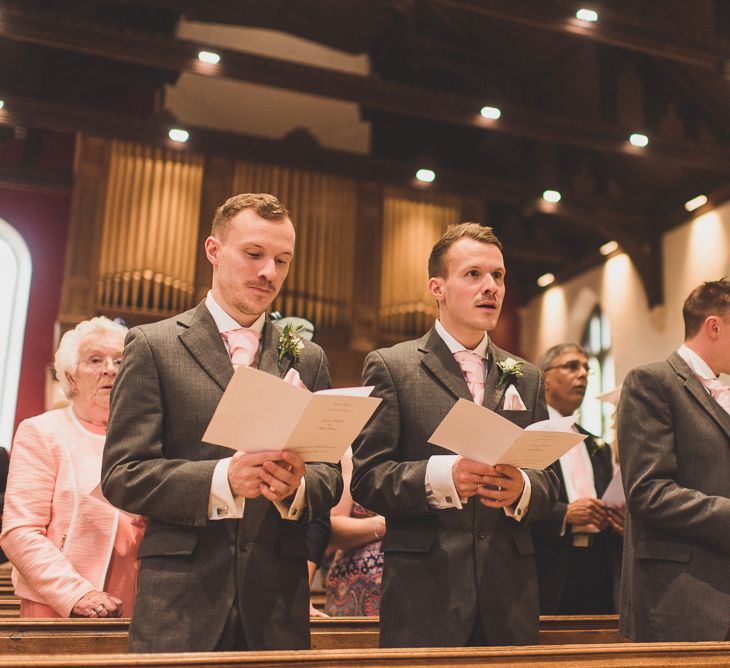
[0,91,643,225]
[433,0,730,74]
[0,165,73,193]
[3,5,730,171]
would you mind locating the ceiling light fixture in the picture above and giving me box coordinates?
[599,240,619,256]
[576,8,599,22]
[197,50,221,65]
[480,106,502,120]
[416,168,436,183]
[0,100,4,110]
[629,133,649,148]
[168,128,190,143]
[542,189,561,203]
[537,273,555,288]
[684,194,708,212]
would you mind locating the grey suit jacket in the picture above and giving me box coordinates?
[101,301,342,652]
[350,328,559,647]
[618,352,730,641]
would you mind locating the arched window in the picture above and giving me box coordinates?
[580,305,615,442]
[0,219,32,448]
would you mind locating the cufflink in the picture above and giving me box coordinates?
[216,506,228,517]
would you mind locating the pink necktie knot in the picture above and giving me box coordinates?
[454,350,486,405]
[701,376,730,414]
[222,328,260,369]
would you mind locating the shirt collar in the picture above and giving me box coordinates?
[434,319,489,359]
[678,343,716,380]
[205,290,266,336]
[547,404,563,421]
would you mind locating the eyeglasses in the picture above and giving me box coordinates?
[544,360,592,374]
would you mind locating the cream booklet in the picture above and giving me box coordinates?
[428,399,585,468]
[203,366,381,462]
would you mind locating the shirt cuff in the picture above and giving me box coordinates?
[425,455,463,510]
[208,458,245,520]
[274,477,307,521]
[503,469,531,521]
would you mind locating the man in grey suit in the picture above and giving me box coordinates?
[351,223,559,647]
[618,278,730,642]
[102,193,342,652]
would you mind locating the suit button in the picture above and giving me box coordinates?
[475,530,486,540]
[239,543,249,553]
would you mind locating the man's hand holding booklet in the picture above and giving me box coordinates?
[203,366,381,462]
[429,398,586,468]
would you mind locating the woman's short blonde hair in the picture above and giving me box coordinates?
[54,317,127,398]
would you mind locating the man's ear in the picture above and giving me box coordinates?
[204,236,220,267]
[428,276,444,301]
[704,315,721,339]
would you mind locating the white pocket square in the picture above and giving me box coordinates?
[503,385,527,411]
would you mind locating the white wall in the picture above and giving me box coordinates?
[521,201,730,384]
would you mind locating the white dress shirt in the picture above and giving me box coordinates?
[550,405,597,503]
[205,291,306,521]
[424,319,532,521]
[678,344,717,387]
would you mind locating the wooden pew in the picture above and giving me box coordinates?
[0,615,624,654]
[0,643,726,667]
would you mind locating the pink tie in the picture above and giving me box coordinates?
[453,350,485,405]
[222,328,259,369]
[700,376,730,415]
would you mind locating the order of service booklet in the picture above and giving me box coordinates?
[202,366,381,463]
[428,398,586,468]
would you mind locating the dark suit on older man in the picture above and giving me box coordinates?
[351,329,559,647]
[531,426,616,614]
[101,301,342,652]
[618,351,730,642]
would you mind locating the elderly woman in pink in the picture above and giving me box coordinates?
[1,317,143,618]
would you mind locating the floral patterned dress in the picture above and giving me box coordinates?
[324,503,383,616]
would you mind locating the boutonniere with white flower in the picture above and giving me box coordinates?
[277,323,304,368]
[496,357,525,388]
[588,437,608,454]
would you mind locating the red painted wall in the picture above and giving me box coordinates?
[0,187,71,433]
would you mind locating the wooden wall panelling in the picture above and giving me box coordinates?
[96,140,203,321]
[350,181,385,352]
[379,187,462,341]
[58,134,111,329]
[194,156,235,303]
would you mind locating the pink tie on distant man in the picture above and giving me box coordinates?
[222,328,259,368]
[453,350,485,406]
[700,376,730,415]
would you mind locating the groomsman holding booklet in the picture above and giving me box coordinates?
[351,223,560,648]
[102,193,343,653]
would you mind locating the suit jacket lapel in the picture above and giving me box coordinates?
[484,341,508,411]
[419,329,473,402]
[668,352,730,441]
[259,319,290,378]
[178,301,233,392]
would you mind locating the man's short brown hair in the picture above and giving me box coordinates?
[682,278,730,339]
[211,193,290,238]
[428,222,503,278]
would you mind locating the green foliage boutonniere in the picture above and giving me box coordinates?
[277,323,304,368]
[496,357,525,388]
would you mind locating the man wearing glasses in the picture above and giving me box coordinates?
[531,343,618,614]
